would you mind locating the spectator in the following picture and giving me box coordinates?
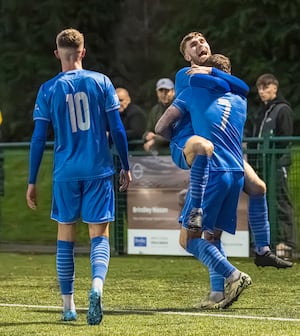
[255,73,294,259]
[143,78,175,153]
[116,87,146,149]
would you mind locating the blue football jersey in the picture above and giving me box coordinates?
[33,69,120,181]
[173,74,247,172]
[175,67,191,96]
[171,68,195,144]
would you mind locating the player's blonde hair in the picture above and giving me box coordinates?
[56,28,84,49]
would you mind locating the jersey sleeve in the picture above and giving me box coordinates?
[211,68,249,97]
[172,87,192,116]
[103,77,129,170]
[28,119,49,184]
[33,86,51,122]
[106,108,130,170]
[175,67,191,96]
[104,77,120,113]
[190,74,231,93]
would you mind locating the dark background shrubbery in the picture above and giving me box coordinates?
[1,0,300,141]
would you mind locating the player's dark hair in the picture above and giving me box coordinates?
[256,74,279,88]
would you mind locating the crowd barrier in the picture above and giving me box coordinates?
[113,136,300,258]
[0,136,299,259]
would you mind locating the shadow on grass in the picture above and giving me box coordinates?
[0,321,85,327]
[28,306,266,316]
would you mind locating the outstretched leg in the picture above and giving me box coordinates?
[243,161,292,268]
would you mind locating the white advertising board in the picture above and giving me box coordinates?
[127,156,249,257]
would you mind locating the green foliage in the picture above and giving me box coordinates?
[0,254,299,335]
[0,0,122,141]
[157,0,300,123]
[1,0,300,139]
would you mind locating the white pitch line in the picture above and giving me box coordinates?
[0,303,299,323]
[158,310,300,322]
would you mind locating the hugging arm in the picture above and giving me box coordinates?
[155,105,182,141]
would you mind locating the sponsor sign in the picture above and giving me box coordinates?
[127,155,249,257]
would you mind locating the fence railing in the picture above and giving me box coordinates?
[114,136,300,256]
[0,136,299,258]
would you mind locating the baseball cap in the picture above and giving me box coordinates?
[156,78,174,90]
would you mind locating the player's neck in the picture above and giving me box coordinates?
[61,61,83,72]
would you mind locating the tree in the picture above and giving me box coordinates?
[1,0,300,140]
[0,0,122,141]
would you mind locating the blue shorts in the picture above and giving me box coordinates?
[170,137,191,170]
[51,177,114,224]
[181,171,244,234]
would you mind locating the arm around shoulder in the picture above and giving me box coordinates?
[155,105,182,141]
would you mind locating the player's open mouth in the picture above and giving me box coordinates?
[199,51,208,57]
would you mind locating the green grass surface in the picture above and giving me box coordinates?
[0,254,299,335]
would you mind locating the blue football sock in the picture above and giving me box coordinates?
[248,194,270,253]
[90,236,110,287]
[56,240,75,295]
[190,155,210,208]
[209,239,226,293]
[186,238,236,278]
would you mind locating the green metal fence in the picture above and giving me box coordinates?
[0,138,299,258]
[114,136,300,257]
[244,136,300,258]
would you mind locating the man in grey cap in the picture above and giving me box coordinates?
[143,78,175,153]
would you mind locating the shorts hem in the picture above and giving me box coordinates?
[82,217,115,224]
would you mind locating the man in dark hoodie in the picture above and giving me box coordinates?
[254,73,294,259]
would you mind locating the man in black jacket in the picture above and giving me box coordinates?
[116,87,146,150]
[143,78,175,153]
[255,73,294,259]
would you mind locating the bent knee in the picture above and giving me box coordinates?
[244,177,266,196]
[186,135,214,155]
[243,161,267,195]
[193,139,214,157]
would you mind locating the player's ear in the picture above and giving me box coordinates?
[184,53,191,62]
[81,48,86,58]
[54,50,60,59]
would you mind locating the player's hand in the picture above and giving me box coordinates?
[186,65,212,75]
[143,139,155,152]
[119,169,132,192]
[26,184,37,210]
[145,132,155,141]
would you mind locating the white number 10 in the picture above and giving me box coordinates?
[66,92,90,133]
